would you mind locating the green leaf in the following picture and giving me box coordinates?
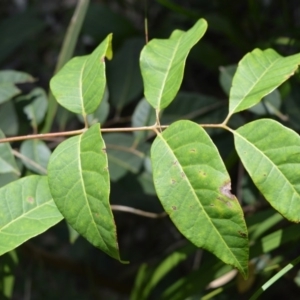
[132,98,156,144]
[140,19,207,111]
[0,70,35,104]
[0,173,19,188]
[67,223,80,244]
[229,49,300,116]
[77,87,109,126]
[22,88,48,129]
[50,34,112,115]
[0,251,18,299]
[0,102,18,136]
[248,89,281,116]
[162,92,223,124]
[20,140,51,175]
[219,65,237,96]
[0,130,19,175]
[0,175,63,256]
[234,119,300,222]
[136,244,195,299]
[107,38,144,110]
[151,120,248,277]
[250,254,300,300]
[42,0,90,134]
[103,133,147,181]
[48,124,123,261]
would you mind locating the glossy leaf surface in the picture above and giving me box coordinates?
[229,49,300,116]
[48,124,122,261]
[151,120,248,277]
[140,19,207,110]
[234,119,300,222]
[50,34,112,115]
[0,176,63,256]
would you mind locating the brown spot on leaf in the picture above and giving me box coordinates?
[172,160,178,166]
[102,148,107,153]
[171,179,176,184]
[181,172,186,178]
[220,181,235,200]
[238,231,247,238]
[171,206,177,211]
[27,196,34,204]
[190,149,196,153]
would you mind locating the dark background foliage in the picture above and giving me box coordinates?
[1,0,300,299]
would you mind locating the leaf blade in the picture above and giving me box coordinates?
[140,19,207,110]
[0,175,63,256]
[50,34,112,115]
[48,124,122,261]
[229,49,300,116]
[151,120,248,277]
[0,130,19,175]
[234,119,300,222]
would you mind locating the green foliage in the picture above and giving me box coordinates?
[228,49,300,117]
[0,176,63,255]
[48,124,122,261]
[2,5,300,298]
[50,34,112,116]
[234,119,300,222]
[140,18,207,111]
[151,120,248,277]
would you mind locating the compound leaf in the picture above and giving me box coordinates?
[48,124,123,261]
[234,119,300,222]
[151,120,248,278]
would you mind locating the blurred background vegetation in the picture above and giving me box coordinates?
[1,0,300,299]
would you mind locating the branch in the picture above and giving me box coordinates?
[111,205,167,219]
[0,123,224,144]
[12,150,47,175]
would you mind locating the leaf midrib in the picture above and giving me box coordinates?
[230,53,281,114]
[234,130,300,211]
[156,37,183,109]
[77,133,108,251]
[0,200,56,232]
[158,133,243,269]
